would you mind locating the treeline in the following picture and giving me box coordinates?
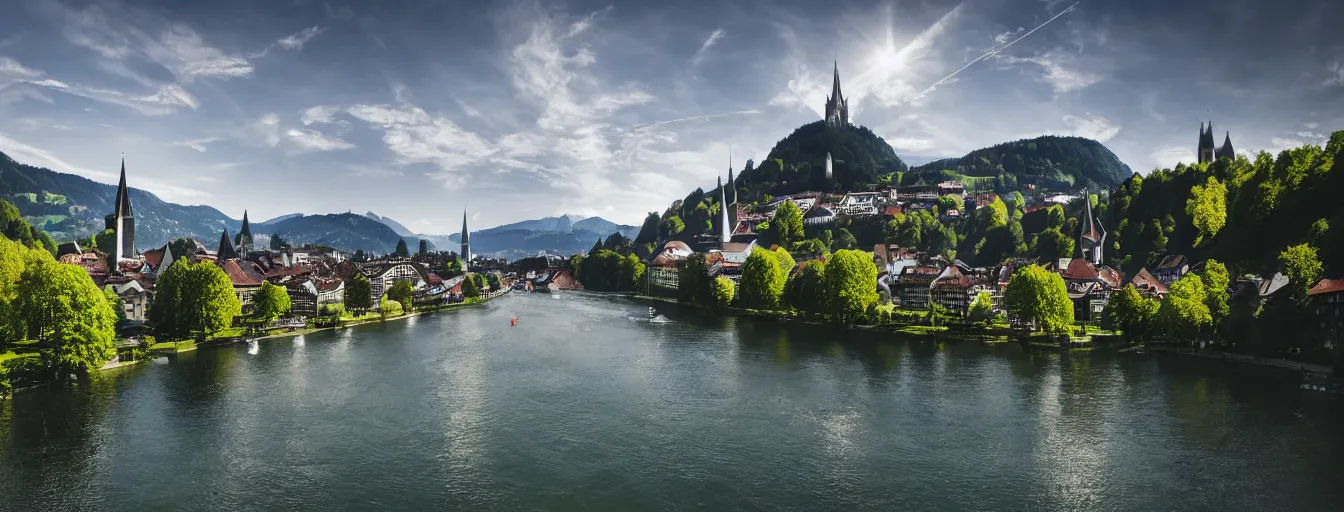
[914,136,1132,192]
[569,232,646,292]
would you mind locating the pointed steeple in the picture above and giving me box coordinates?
[824,61,849,127]
[460,209,471,271]
[217,228,237,260]
[159,242,175,275]
[1217,131,1236,160]
[115,158,133,218]
[236,210,253,255]
[830,60,843,104]
[727,147,736,205]
[719,177,732,243]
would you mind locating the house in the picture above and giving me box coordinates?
[971,192,999,208]
[895,265,942,309]
[872,244,918,276]
[803,206,837,228]
[360,261,434,305]
[314,277,345,307]
[940,209,961,222]
[1152,255,1189,285]
[1127,268,1169,298]
[1308,279,1344,352]
[108,278,151,321]
[716,240,757,279]
[219,259,264,310]
[937,181,965,196]
[837,192,882,215]
[286,280,319,317]
[648,241,694,290]
[1058,259,1116,321]
[930,265,975,315]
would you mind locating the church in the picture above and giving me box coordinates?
[105,159,136,263]
[825,61,849,128]
[1197,121,1235,164]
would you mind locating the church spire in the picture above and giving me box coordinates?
[824,61,849,128]
[460,209,471,271]
[217,228,237,260]
[236,210,253,255]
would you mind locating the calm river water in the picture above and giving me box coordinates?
[2,292,1343,511]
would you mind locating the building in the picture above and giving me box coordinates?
[217,228,239,261]
[896,265,941,309]
[824,62,849,128]
[460,210,471,272]
[1079,196,1106,265]
[286,280,319,317]
[219,259,264,309]
[1152,255,1189,285]
[872,244,918,276]
[362,261,432,306]
[235,211,254,255]
[1127,268,1169,298]
[105,159,136,264]
[314,277,345,307]
[648,241,694,291]
[1059,259,1114,321]
[803,206,837,228]
[109,279,150,321]
[937,181,965,196]
[716,240,757,280]
[837,192,881,216]
[930,265,975,315]
[1308,279,1344,352]
[1197,121,1236,164]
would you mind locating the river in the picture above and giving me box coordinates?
[2,292,1342,511]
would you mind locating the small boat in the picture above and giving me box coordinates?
[649,307,656,318]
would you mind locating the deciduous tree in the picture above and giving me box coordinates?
[823,249,879,324]
[344,273,373,313]
[388,280,415,309]
[1159,275,1211,339]
[772,200,804,248]
[252,281,292,322]
[714,276,735,306]
[739,247,788,309]
[1004,264,1073,333]
[13,260,117,375]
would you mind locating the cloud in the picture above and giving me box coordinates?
[256,113,281,147]
[347,104,495,171]
[1149,146,1195,170]
[691,28,725,66]
[55,2,252,84]
[887,137,937,153]
[151,24,253,81]
[301,105,342,125]
[2,56,200,114]
[171,137,223,152]
[285,128,355,151]
[1324,59,1344,87]
[1062,114,1120,142]
[997,50,1100,93]
[251,25,328,58]
[1305,122,1320,130]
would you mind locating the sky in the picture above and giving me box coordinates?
[2,0,1343,233]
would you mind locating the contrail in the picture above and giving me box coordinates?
[921,0,1082,95]
[633,110,761,131]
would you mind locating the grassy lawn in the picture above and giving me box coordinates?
[148,340,197,352]
[0,351,38,364]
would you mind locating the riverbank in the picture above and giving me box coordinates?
[1148,345,1335,376]
[104,288,513,369]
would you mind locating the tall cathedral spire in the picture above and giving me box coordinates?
[108,157,136,264]
[727,147,736,206]
[460,209,471,272]
[824,61,849,128]
[236,210,253,255]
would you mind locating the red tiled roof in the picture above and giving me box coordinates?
[143,247,165,269]
[1097,266,1123,289]
[264,264,314,280]
[932,265,973,289]
[1308,279,1344,296]
[1129,268,1168,295]
[884,206,903,217]
[1061,258,1099,280]
[219,259,262,286]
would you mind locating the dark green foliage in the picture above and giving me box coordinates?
[394,239,410,258]
[677,253,715,305]
[344,273,373,313]
[735,122,907,201]
[388,280,415,309]
[634,212,661,246]
[462,274,481,299]
[912,136,1132,191]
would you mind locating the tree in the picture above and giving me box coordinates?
[1185,176,1227,247]
[270,233,286,250]
[1279,244,1323,302]
[968,291,994,324]
[1003,265,1073,333]
[1198,259,1230,326]
[618,254,645,292]
[252,281,292,322]
[773,247,796,274]
[12,259,117,376]
[713,276,735,306]
[588,239,603,256]
[772,200,805,248]
[833,228,857,250]
[1103,285,1158,341]
[103,285,127,322]
[418,239,428,256]
[786,260,828,317]
[152,261,241,341]
[0,199,35,246]
[739,246,788,309]
[169,237,199,258]
[344,273,373,314]
[677,253,714,305]
[1033,228,1074,261]
[92,228,117,255]
[353,249,366,262]
[1159,275,1211,340]
[937,195,961,213]
[462,273,481,299]
[394,239,410,258]
[823,250,879,323]
[379,295,403,318]
[634,212,662,245]
[660,216,685,239]
[388,280,415,309]
[1045,205,1066,230]
[0,237,28,347]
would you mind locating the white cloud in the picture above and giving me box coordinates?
[691,28,725,65]
[1063,114,1120,142]
[997,51,1100,93]
[278,26,326,51]
[2,56,200,114]
[347,104,495,170]
[171,137,223,152]
[256,113,281,147]
[301,105,342,125]
[1149,146,1195,170]
[285,128,355,151]
[1305,122,1320,130]
[887,137,936,153]
[151,24,253,81]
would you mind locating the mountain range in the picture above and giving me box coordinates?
[0,150,635,257]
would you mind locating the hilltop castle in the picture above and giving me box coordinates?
[824,62,849,128]
[1197,121,1235,164]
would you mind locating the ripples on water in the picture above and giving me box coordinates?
[1,292,1343,511]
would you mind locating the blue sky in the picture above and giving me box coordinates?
[2,0,1342,233]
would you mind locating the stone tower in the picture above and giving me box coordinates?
[1197,122,1235,164]
[235,210,253,256]
[1079,194,1106,265]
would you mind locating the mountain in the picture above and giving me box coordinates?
[898,155,957,167]
[0,151,235,250]
[257,213,416,254]
[260,213,303,224]
[427,214,637,259]
[735,121,908,199]
[907,136,1132,191]
[364,211,416,237]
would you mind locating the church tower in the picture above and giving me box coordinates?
[460,210,471,272]
[824,61,849,128]
[1079,194,1106,265]
[719,176,732,244]
[726,148,736,205]
[235,210,253,256]
[105,158,136,263]
[1197,121,1235,164]
[217,228,238,261]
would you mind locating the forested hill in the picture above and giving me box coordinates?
[733,121,908,200]
[909,136,1133,192]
